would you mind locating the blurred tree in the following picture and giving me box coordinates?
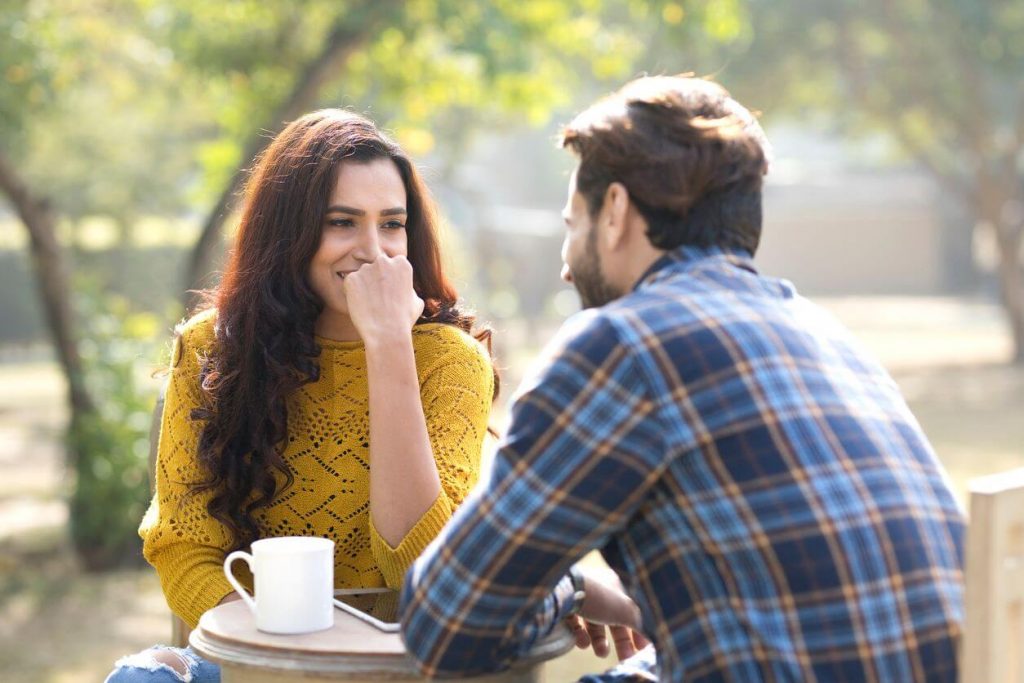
[67,285,159,570]
[167,0,644,302]
[17,0,212,309]
[0,0,170,569]
[0,0,757,569]
[0,0,93,419]
[167,0,402,297]
[634,0,1024,363]
[0,0,652,569]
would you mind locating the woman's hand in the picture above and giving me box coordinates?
[343,254,424,344]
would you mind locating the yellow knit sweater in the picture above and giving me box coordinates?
[140,309,493,628]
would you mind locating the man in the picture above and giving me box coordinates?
[399,75,964,682]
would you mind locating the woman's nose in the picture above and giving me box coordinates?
[353,229,381,263]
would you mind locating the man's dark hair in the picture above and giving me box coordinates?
[560,75,770,255]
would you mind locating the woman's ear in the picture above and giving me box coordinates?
[601,182,631,251]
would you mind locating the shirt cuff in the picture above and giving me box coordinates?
[369,492,454,588]
[522,574,581,650]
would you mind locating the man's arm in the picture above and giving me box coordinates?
[400,311,668,677]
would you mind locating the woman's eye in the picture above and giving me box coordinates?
[327,218,355,228]
[382,221,406,230]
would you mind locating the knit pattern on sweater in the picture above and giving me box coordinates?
[140,309,493,627]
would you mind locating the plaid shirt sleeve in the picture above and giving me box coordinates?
[400,310,668,677]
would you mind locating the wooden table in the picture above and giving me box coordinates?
[189,599,574,682]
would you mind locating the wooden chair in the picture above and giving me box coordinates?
[962,467,1024,682]
[148,385,191,648]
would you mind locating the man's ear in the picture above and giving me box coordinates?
[601,181,631,251]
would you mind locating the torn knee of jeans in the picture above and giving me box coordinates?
[111,648,193,682]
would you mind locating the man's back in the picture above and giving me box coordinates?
[401,75,964,683]
[597,246,964,681]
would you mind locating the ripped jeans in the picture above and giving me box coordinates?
[104,646,220,683]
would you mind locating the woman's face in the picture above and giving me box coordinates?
[309,158,409,333]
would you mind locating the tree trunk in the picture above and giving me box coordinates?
[977,177,1024,365]
[994,225,1024,364]
[183,2,400,306]
[0,149,94,421]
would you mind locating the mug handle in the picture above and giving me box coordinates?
[223,550,258,616]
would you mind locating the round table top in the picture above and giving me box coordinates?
[190,599,574,680]
[196,599,405,657]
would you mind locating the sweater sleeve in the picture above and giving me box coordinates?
[369,326,494,587]
[139,314,236,629]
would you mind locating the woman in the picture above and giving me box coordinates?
[106,110,496,682]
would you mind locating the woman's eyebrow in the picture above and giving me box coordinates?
[325,205,407,216]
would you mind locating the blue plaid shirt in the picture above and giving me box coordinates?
[401,246,965,682]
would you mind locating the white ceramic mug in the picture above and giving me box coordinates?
[223,536,335,634]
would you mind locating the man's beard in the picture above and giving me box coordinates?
[572,225,621,309]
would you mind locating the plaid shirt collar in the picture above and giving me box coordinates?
[634,244,757,291]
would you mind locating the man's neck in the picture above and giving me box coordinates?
[623,246,668,292]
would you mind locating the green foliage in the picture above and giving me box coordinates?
[6,0,208,224]
[149,0,645,202]
[0,0,56,141]
[639,0,1023,191]
[3,0,649,227]
[67,284,161,571]
[366,0,641,135]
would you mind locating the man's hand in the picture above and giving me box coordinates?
[566,614,650,660]
[565,566,650,660]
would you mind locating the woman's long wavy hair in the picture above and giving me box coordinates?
[185,110,497,552]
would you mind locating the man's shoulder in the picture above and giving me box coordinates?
[545,268,804,372]
[547,292,711,359]
[552,307,627,355]
[601,283,711,340]
[617,259,808,338]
